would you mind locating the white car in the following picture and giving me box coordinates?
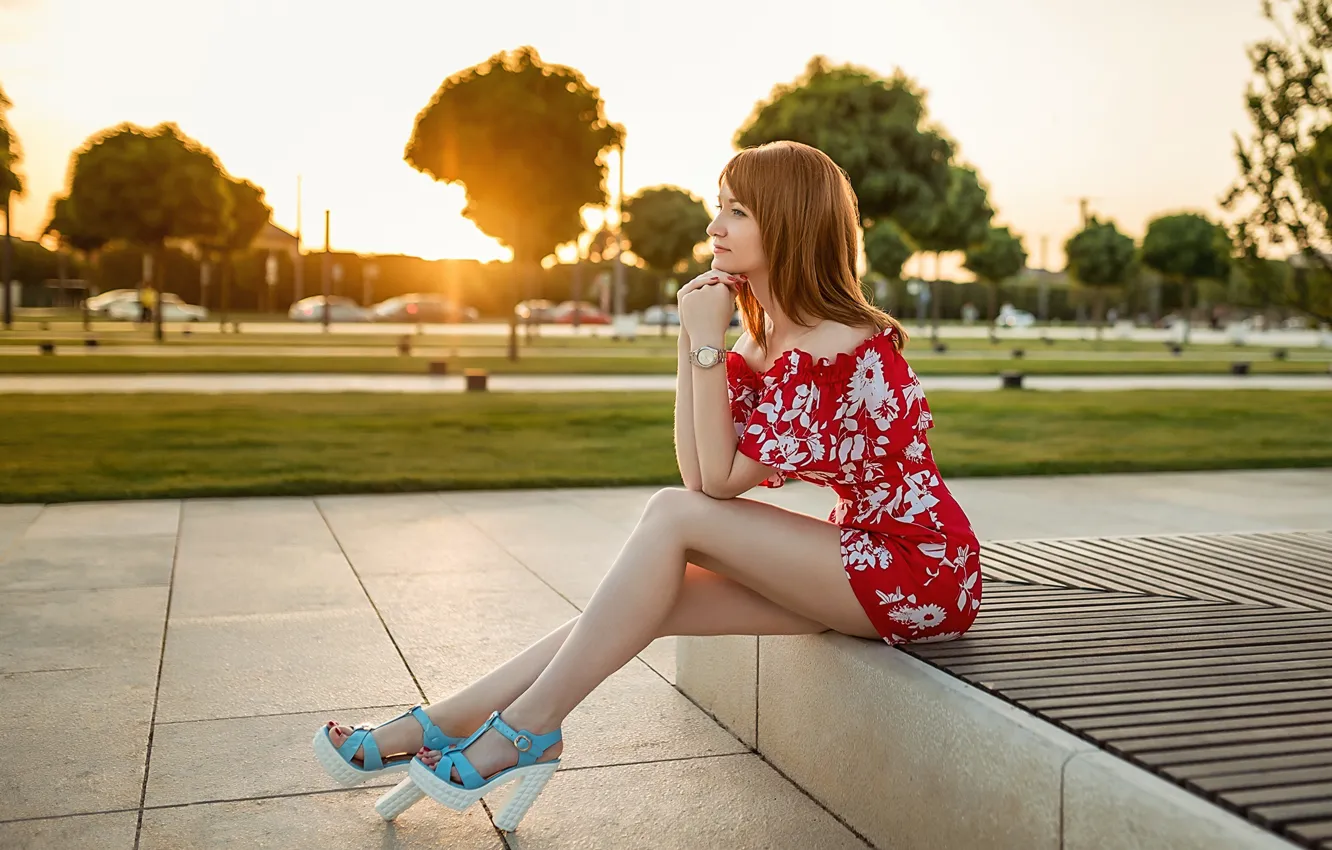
[105,293,209,322]
[641,304,681,326]
[995,307,1036,329]
[86,289,139,315]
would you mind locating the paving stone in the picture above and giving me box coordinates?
[499,754,869,850]
[0,811,138,850]
[138,787,504,849]
[155,607,419,723]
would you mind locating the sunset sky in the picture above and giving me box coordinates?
[2,0,1271,274]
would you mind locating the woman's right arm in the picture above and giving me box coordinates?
[674,326,704,491]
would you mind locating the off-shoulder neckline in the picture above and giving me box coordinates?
[727,325,896,381]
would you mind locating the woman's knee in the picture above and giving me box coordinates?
[641,486,709,528]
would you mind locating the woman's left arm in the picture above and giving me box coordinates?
[680,282,778,499]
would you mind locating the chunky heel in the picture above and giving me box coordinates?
[374,777,426,821]
[407,710,562,834]
[491,760,559,832]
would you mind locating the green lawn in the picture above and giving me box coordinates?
[2,390,1329,503]
[0,353,1328,376]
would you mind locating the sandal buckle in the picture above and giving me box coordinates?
[513,733,533,752]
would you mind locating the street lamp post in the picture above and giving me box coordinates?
[612,140,627,318]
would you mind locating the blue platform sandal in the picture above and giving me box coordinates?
[382,710,562,831]
[311,705,460,790]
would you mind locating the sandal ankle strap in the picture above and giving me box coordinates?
[487,711,562,765]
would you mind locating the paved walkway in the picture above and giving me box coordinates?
[1,469,1329,849]
[2,372,1330,394]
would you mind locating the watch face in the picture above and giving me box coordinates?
[698,347,720,366]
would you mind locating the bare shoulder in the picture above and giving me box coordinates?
[730,330,758,359]
[799,321,878,361]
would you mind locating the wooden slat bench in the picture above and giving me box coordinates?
[910,532,1332,849]
[678,529,1332,850]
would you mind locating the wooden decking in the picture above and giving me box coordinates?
[908,531,1332,849]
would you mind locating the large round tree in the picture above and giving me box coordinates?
[65,123,230,341]
[735,57,953,233]
[1140,213,1232,344]
[405,47,623,358]
[964,225,1028,321]
[1064,217,1137,339]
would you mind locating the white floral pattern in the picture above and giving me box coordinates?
[726,327,981,644]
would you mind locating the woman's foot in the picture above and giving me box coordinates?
[326,705,469,768]
[418,710,562,784]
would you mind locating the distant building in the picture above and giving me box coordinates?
[251,221,300,254]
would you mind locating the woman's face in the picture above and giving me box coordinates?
[707,180,765,276]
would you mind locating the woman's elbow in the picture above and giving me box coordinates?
[700,479,737,500]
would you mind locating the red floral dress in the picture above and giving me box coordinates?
[726,325,981,645]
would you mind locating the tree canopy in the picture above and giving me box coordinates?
[863,219,914,281]
[1065,216,1137,331]
[620,186,711,273]
[1225,0,1332,321]
[66,123,230,249]
[964,225,1028,319]
[735,57,952,232]
[405,47,623,265]
[0,84,22,200]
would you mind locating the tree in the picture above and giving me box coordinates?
[964,226,1028,321]
[1224,0,1332,323]
[909,165,994,337]
[44,196,109,330]
[405,47,623,359]
[65,123,230,340]
[735,57,952,232]
[1,84,24,329]
[197,177,271,329]
[621,186,711,333]
[1064,217,1137,338]
[621,186,711,274]
[864,219,914,282]
[1140,213,1232,343]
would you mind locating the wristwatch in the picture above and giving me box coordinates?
[689,344,725,368]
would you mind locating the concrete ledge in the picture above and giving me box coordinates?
[677,632,1303,850]
[754,634,1093,850]
[676,635,757,748]
[1064,751,1299,850]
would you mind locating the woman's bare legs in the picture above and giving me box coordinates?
[419,487,878,781]
[326,554,830,763]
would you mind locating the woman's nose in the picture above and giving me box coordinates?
[706,217,724,237]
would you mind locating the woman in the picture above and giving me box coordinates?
[313,140,981,831]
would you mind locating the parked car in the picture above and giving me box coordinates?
[105,293,209,322]
[995,306,1036,329]
[514,299,558,322]
[550,300,611,324]
[86,288,138,315]
[287,295,373,322]
[642,304,681,326]
[372,294,479,323]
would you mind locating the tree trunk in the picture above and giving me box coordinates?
[987,280,998,323]
[929,252,942,340]
[1180,277,1192,345]
[153,245,165,343]
[2,192,12,330]
[1095,289,1106,341]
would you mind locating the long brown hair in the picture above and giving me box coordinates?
[721,141,907,352]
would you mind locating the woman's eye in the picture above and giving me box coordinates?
[731,208,746,217]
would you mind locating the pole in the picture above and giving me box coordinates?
[294,175,304,303]
[613,141,626,317]
[322,210,331,333]
[3,192,13,330]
